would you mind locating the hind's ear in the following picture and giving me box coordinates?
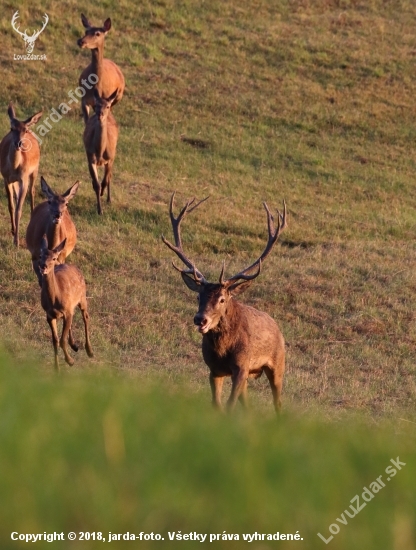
[7,103,16,122]
[63,181,80,202]
[41,177,54,200]
[103,18,111,32]
[81,13,91,28]
[53,238,67,255]
[25,110,43,127]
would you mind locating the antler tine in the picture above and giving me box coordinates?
[171,261,206,284]
[162,192,209,284]
[224,200,287,285]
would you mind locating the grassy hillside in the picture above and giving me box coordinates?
[0,0,415,547]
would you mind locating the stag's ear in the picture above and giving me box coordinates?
[41,176,55,200]
[25,110,43,127]
[7,103,16,122]
[81,13,91,28]
[181,272,201,292]
[228,279,254,296]
[63,181,80,202]
[103,18,111,32]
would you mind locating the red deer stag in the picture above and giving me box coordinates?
[26,177,79,287]
[39,235,93,370]
[162,194,287,412]
[77,14,125,124]
[83,88,119,214]
[0,103,42,246]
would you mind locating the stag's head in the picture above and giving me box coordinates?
[93,88,118,122]
[77,14,111,50]
[7,103,43,152]
[39,236,66,277]
[162,193,287,334]
[41,177,80,226]
[11,11,48,54]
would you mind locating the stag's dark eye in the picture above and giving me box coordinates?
[95,31,101,36]
[219,297,225,304]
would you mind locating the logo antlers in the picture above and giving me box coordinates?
[11,11,49,54]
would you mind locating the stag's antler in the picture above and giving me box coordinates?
[222,200,287,287]
[162,192,209,284]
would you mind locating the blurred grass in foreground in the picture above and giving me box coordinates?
[0,349,414,550]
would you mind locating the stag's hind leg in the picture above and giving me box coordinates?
[238,378,248,409]
[264,365,284,413]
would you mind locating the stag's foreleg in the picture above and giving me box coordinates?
[209,373,224,410]
[227,367,249,411]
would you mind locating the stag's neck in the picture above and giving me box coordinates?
[93,118,108,159]
[206,299,241,356]
[91,47,104,79]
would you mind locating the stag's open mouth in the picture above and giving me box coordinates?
[197,323,211,334]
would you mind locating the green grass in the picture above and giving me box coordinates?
[0,0,416,547]
[0,350,415,550]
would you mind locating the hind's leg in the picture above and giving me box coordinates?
[80,300,93,358]
[68,326,79,352]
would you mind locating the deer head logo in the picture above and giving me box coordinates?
[11,11,49,54]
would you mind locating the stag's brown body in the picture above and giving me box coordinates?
[39,236,93,370]
[83,89,119,214]
[0,104,42,246]
[26,177,79,287]
[200,294,285,410]
[77,15,125,124]
[162,194,287,412]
